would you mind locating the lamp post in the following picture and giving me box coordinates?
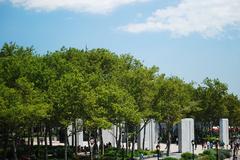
[191,140,195,160]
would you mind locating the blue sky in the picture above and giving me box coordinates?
[0,0,240,96]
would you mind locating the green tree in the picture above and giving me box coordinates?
[225,94,240,127]
[48,71,94,160]
[193,78,229,134]
[154,77,194,156]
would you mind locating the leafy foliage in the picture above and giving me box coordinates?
[0,43,239,159]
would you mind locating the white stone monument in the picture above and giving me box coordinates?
[220,118,229,147]
[102,126,116,147]
[138,119,158,150]
[178,118,194,153]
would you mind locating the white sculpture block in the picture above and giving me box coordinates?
[220,118,229,147]
[139,119,158,150]
[178,118,194,153]
[102,126,116,147]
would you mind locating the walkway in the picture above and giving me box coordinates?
[145,143,205,160]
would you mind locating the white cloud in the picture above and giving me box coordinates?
[120,0,240,37]
[9,0,149,14]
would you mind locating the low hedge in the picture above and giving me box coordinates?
[162,157,178,160]
[200,149,231,160]
[181,152,197,160]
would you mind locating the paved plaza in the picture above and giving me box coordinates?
[143,143,204,160]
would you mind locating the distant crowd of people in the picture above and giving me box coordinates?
[201,140,221,150]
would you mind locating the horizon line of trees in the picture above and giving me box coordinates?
[0,42,240,160]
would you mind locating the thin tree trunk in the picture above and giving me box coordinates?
[158,123,162,143]
[115,126,118,148]
[99,128,104,156]
[208,122,212,136]
[64,127,68,160]
[12,133,18,160]
[49,127,52,146]
[166,125,172,156]
[88,131,93,160]
[28,128,31,146]
[3,131,9,159]
[131,132,135,159]
[37,126,40,146]
[36,127,40,158]
[142,125,146,150]
[31,127,34,146]
[117,125,122,149]
[93,132,98,158]
[74,121,78,156]
[125,124,129,156]
[72,123,74,147]
[30,127,34,157]
[44,125,48,160]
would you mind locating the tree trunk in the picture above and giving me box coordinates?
[64,127,68,160]
[99,128,104,156]
[117,125,122,149]
[12,133,18,160]
[115,126,118,148]
[37,126,40,146]
[131,132,135,159]
[30,127,34,157]
[93,132,98,158]
[3,131,9,160]
[125,124,129,156]
[72,123,74,147]
[31,127,34,146]
[74,121,78,156]
[166,125,172,156]
[88,132,93,160]
[44,125,48,160]
[49,127,52,147]
[158,123,162,143]
[36,127,40,158]
[142,125,146,150]
[28,129,31,146]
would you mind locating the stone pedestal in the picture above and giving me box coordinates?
[220,118,229,147]
[178,118,194,153]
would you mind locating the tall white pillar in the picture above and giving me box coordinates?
[220,118,229,147]
[178,118,194,153]
[139,119,158,150]
[102,126,116,147]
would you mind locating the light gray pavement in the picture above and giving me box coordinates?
[145,143,205,160]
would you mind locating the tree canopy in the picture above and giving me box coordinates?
[0,43,239,159]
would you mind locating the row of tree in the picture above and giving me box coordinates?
[0,43,239,159]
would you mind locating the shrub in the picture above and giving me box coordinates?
[202,149,216,156]
[197,155,211,160]
[203,136,218,142]
[181,152,196,160]
[218,149,231,160]
[162,157,178,160]
[201,149,217,160]
[134,149,151,156]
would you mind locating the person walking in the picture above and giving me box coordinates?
[156,143,161,160]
